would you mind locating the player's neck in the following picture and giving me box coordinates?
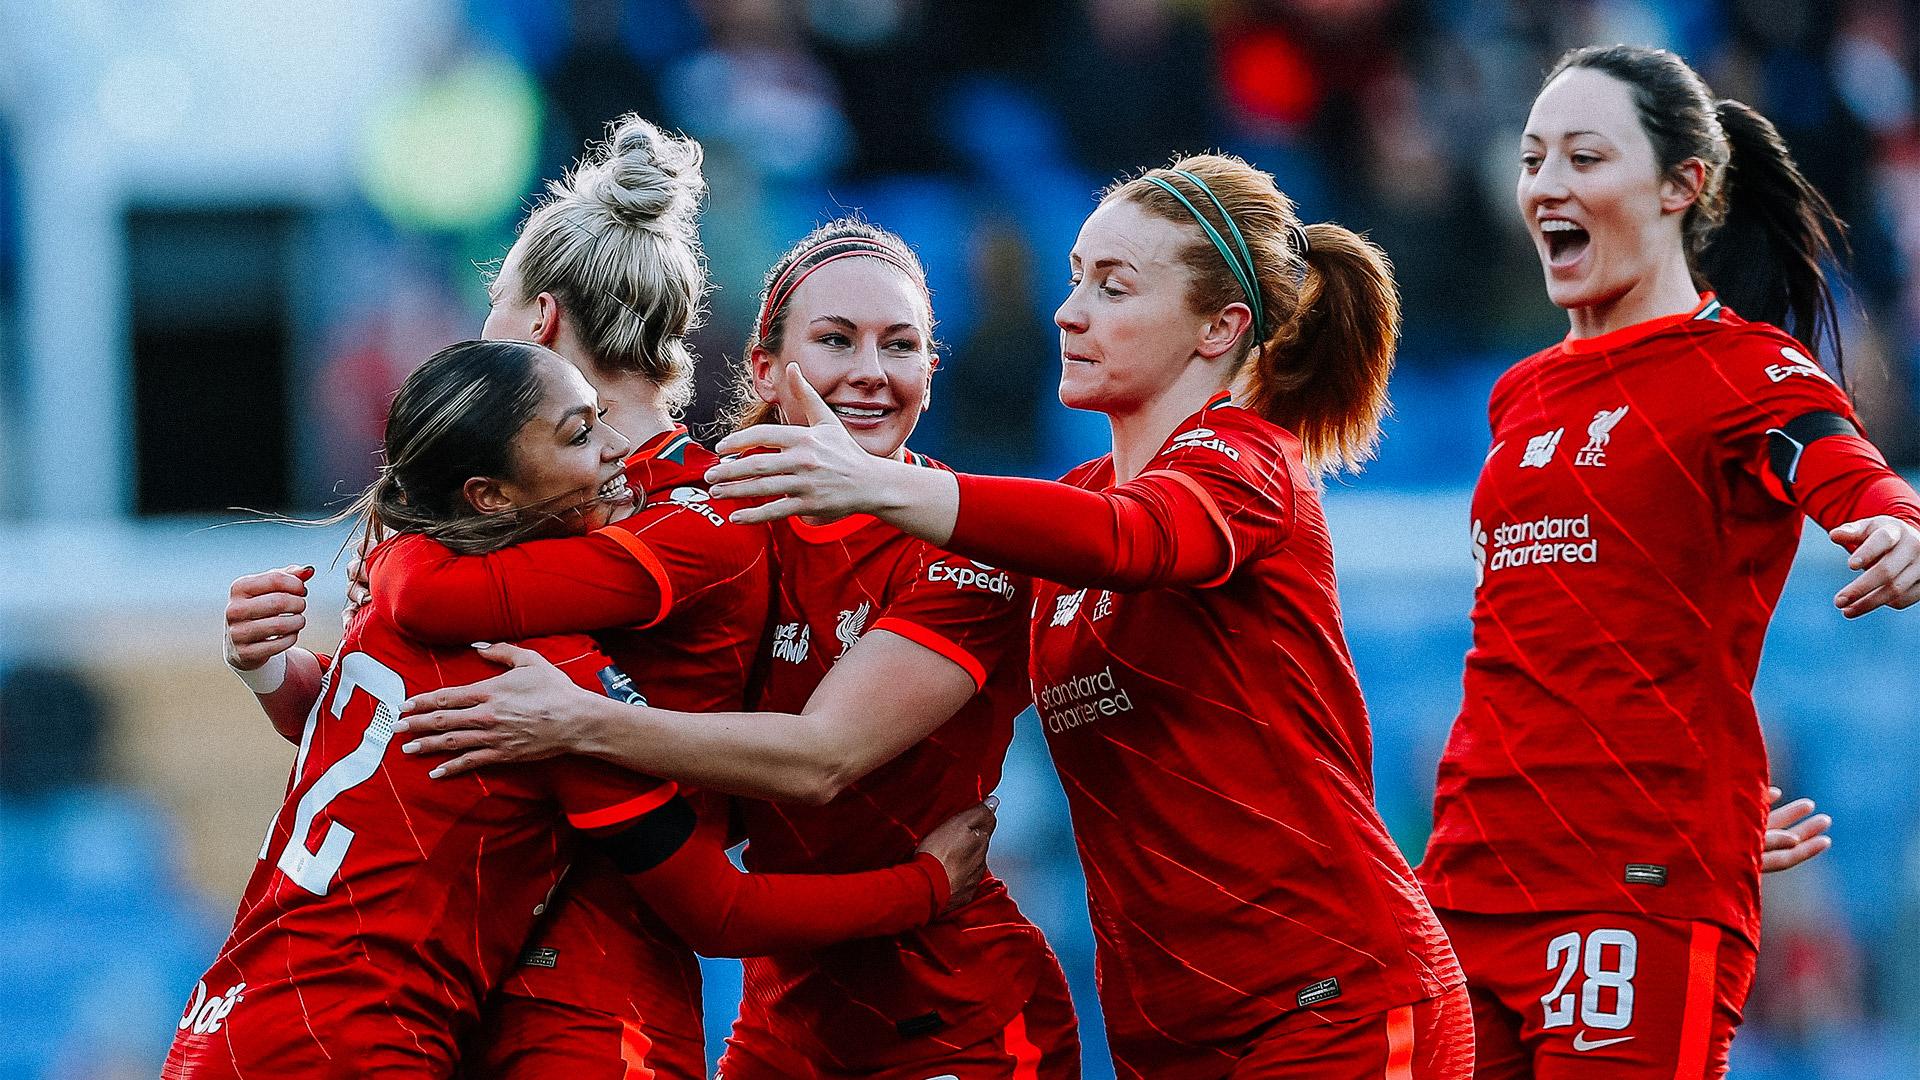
[597,375,678,448]
[1565,258,1700,341]
[1108,372,1231,483]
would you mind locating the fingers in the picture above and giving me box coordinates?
[706,475,810,504]
[476,642,544,668]
[723,496,811,526]
[1766,798,1816,830]
[1827,519,1869,551]
[429,749,511,780]
[230,566,314,600]
[782,363,838,426]
[400,725,502,758]
[228,588,308,625]
[704,450,805,486]
[399,687,491,718]
[228,613,308,648]
[713,425,809,460]
[1845,520,1899,568]
[1761,829,1833,873]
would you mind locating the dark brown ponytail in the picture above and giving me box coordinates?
[1697,99,1847,361]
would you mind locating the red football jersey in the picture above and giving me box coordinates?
[1027,393,1460,1073]
[729,452,1054,1072]
[1420,297,1862,944]
[164,536,670,1078]
[374,427,772,1077]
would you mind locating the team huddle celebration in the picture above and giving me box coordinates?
[152,36,1920,1080]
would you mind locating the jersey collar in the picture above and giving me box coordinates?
[1561,293,1720,356]
[628,425,694,466]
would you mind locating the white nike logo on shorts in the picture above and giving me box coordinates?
[1571,1031,1635,1052]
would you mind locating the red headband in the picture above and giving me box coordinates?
[755,237,926,344]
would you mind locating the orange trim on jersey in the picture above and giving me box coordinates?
[1383,1004,1415,1080]
[1673,922,1722,1080]
[1563,293,1717,355]
[567,782,679,831]
[1140,468,1237,588]
[870,616,988,690]
[1003,1010,1042,1080]
[785,513,878,543]
[618,1018,657,1080]
[597,528,674,629]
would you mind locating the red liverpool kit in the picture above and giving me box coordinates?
[1421,297,1920,1077]
[721,452,1079,1078]
[383,428,771,1080]
[1020,396,1459,1076]
[165,540,674,1078]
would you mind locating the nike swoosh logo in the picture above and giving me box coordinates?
[1572,1032,1635,1051]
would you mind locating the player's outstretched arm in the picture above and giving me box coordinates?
[396,633,980,804]
[707,363,1235,589]
[599,797,994,957]
[224,565,327,743]
[1763,786,1834,873]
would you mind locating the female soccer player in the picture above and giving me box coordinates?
[406,161,1471,1076]
[233,113,795,1080]
[171,340,992,1079]
[375,220,1080,1079]
[1409,46,1920,1079]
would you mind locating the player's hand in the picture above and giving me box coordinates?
[915,796,998,912]
[394,643,596,778]
[706,363,888,525]
[343,533,375,631]
[225,565,315,671]
[1830,515,1920,617]
[1762,786,1833,873]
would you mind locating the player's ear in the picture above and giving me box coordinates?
[462,475,514,515]
[750,346,779,404]
[532,293,563,348]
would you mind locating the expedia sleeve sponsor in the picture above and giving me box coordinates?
[926,559,1017,600]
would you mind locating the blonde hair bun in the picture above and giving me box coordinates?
[581,114,706,233]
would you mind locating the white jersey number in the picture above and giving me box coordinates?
[257,652,407,896]
[1541,928,1637,1030]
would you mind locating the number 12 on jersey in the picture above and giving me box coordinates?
[1542,928,1637,1030]
[256,653,408,896]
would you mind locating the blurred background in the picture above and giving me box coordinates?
[1,0,1917,1076]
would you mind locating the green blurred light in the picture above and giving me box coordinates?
[359,53,542,233]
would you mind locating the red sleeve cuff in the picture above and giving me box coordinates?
[870,617,988,690]
[567,782,679,831]
[910,850,951,913]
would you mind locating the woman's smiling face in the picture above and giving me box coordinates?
[1518,66,1699,315]
[752,256,935,460]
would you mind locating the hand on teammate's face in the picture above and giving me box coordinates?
[706,363,885,525]
[225,565,315,671]
[1830,515,1920,618]
[916,796,999,912]
[1761,786,1832,874]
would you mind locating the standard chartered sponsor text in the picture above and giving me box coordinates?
[1489,512,1598,572]
[1038,665,1134,733]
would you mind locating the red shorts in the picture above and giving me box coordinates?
[461,993,707,1080]
[716,954,1079,1079]
[1204,987,1472,1080]
[1438,909,1756,1080]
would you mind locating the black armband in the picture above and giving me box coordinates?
[594,794,697,874]
[1766,411,1857,489]
[597,664,649,706]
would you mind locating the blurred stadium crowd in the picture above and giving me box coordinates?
[1,1,1917,1077]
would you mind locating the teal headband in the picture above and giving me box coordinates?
[1141,169,1267,342]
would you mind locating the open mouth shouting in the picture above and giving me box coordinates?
[1540,217,1591,271]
